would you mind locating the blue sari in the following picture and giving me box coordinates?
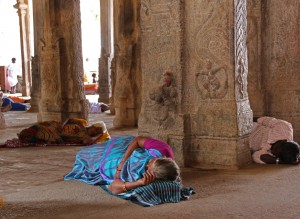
[64,136,162,185]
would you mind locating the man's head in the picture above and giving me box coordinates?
[279,141,300,164]
[12,58,16,63]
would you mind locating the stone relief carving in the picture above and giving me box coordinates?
[149,70,177,127]
[193,1,230,63]
[237,100,253,136]
[140,0,182,132]
[234,0,252,135]
[236,59,248,99]
[234,0,248,101]
[195,59,228,99]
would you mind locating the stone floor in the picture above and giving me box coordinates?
[1,105,300,218]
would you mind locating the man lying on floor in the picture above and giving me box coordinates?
[64,136,194,207]
[250,116,300,164]
[0,118,110,148]
[0,91,30,112]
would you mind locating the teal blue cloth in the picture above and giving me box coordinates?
[64,136,162,185]
[101,180,195,207]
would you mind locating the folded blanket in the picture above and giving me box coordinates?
[100,180,195,207]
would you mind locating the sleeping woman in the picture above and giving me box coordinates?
[0,118,110,147]
[64,136,194,206]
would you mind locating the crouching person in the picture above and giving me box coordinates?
[249,116,300,164]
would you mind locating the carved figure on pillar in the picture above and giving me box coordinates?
[237,58,248,99]
[149,70,177,127]
[150,70,177,107]
[195,59,228,99]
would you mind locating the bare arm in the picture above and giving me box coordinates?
[260,154,277,164]
[114,136,148,179]
[109,170,156,194]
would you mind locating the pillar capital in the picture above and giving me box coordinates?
[14,0,28,15]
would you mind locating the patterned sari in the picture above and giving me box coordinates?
[64,136,162,185]
[64,136,195,206]
[17,119,110,145]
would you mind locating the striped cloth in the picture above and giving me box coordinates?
[100,180,195,207]
[249,117,294,164]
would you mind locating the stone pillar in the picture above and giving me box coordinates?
[37,0,88,122]
[262,0,300,142]
[98,0,112,104]
[139,0,252,169]
[37,0,61,121]
[14,0,31,96]
[138,0,186,166]
[28,0,43,112]
[0,98,5,129]
[25,0,32,88]
[112,0,142,127]
[58,0,89,121]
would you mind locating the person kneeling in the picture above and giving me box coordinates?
[250,116,300,164]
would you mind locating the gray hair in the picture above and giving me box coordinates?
[152,158,180,181]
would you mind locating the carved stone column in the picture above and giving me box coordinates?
[112,0,142,127]
[14,0,31,96]
[98,0,112,104]
[262,0,300,142]
[139,0,252,168]
[29,0,43,112]
[138,0,186,166]
[37,0,88,122]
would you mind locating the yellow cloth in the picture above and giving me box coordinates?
[95,130,111,143]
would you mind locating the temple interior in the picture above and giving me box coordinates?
[0,0,300,218]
